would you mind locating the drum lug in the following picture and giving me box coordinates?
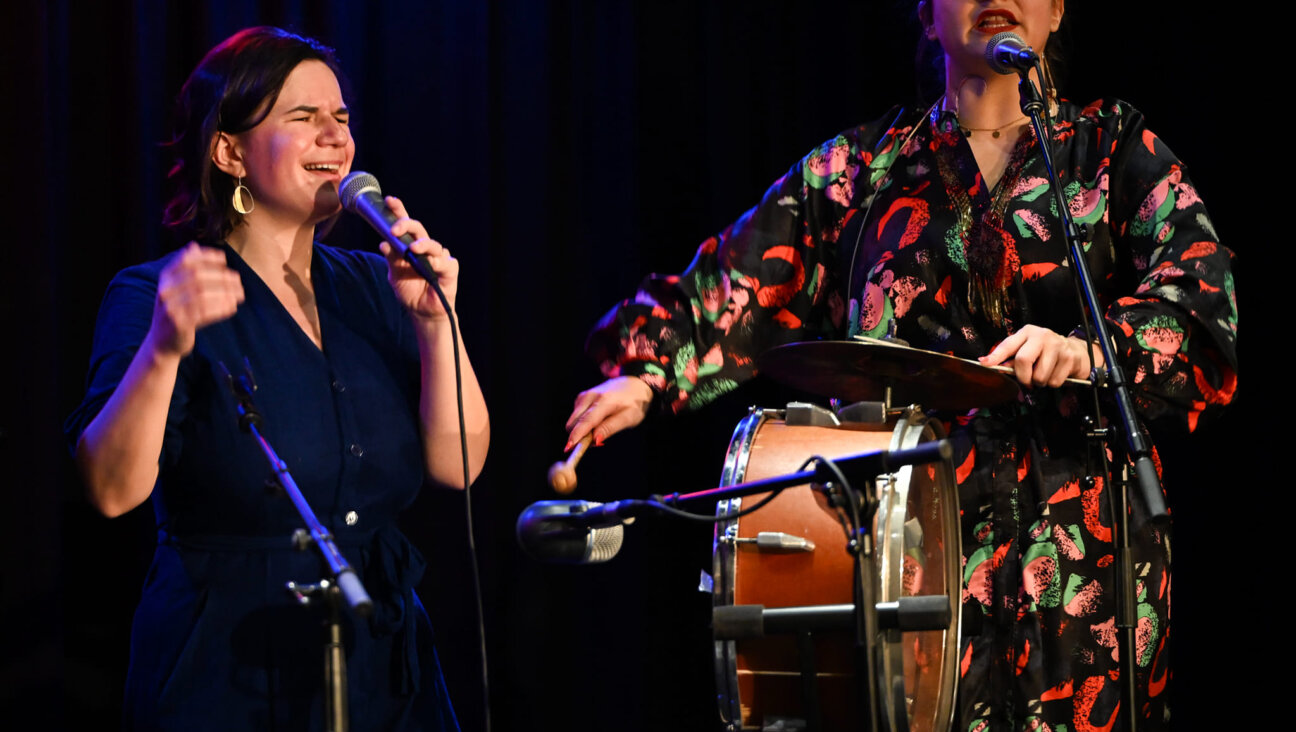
[835,400,889,425]
[784,402,841,427]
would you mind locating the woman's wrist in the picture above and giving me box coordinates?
[1065,329,1106,378]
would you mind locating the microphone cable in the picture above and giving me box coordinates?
[426,278,492,732]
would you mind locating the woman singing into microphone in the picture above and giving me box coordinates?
[567,1,1237,729]
[66,26,488,730]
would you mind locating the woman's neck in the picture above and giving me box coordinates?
[226,216,316,280]
[942,71,1029,131]
[225,214,326,350]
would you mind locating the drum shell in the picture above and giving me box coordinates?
[712,408,959,732]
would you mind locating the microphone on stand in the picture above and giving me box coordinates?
[516,500,645,564]
[984,32,1038,75]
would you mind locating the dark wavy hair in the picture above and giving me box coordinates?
[913,2,1068,105]
[162,27,346,243]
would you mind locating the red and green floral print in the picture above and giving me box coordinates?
[587,98,1235,730]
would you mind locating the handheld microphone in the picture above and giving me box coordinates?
[339,171,439,284]
[516,500,640,564]
[984,32,1038,75]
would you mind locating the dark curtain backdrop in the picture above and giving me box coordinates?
[5,1,1264,730]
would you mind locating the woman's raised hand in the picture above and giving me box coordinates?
[151,242,244,357]
[564,376,653,450]
[379,195,457,320]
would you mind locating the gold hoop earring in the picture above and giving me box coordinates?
[232,176,255,215]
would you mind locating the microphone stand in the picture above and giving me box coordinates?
[220,361,373,732]
[1014,67,1158,732]
[656,439,952,511]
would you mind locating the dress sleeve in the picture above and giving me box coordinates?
[63,261,190,465]
[1104,105,1238,433]
[358,249,422,392]
[585,132,878,414]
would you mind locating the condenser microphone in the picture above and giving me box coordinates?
[985,32,1038,75]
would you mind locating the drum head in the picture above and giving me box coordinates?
[875,414,960,732]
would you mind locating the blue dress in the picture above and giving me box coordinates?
[66,243,459,731]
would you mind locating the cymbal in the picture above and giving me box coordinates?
[758,340,1020,411]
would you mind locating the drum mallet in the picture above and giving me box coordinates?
[548,434,593,495]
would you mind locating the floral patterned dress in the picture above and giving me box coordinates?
[587,99,1237,731]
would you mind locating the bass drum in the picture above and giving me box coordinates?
[713,406,960,732]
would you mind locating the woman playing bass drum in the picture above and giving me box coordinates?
[566,2,1237,729]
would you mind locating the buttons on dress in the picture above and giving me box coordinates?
[344,511,359,526]
[349,443,364,457]
[332,379,346,392]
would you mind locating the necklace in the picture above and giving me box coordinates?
[940,88,1028,138]
[957,118,1028,138]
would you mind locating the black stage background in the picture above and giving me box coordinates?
[5,1,1263,729]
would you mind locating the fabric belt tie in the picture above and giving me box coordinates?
[364,525,427,695]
